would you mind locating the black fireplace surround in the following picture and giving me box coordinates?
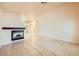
[11,30,24,41]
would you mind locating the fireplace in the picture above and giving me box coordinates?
[11,30,24,41]
[2,27,25,41]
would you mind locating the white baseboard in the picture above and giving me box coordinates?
[12,39,24,44]
[38,34,79,44]
[1,39,24,47]
[0,45,2,48]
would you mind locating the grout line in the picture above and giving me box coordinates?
[26,42,43,56]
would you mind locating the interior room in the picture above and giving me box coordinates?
[0,2,79,56]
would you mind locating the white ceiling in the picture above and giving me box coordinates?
[0,2,63,16]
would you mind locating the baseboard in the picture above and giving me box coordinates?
[1,39,24,47]
[0,45,2,48]
[38,34,79,44]
[1,42,11,46]
[12,39,24,44]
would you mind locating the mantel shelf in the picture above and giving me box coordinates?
[2,27,25,30]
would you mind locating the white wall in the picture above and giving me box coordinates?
[0,11,25,46]
[0,12,24,27]
[36,8,78,43]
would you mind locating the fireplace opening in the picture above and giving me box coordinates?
[11,30,24,41]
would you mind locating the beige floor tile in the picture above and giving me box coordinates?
[0,35,79,56]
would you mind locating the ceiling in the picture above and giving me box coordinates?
[0,2,63,16]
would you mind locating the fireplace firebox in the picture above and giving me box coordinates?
[11,30,24,41]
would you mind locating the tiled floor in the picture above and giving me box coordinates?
[0,35,79,56]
